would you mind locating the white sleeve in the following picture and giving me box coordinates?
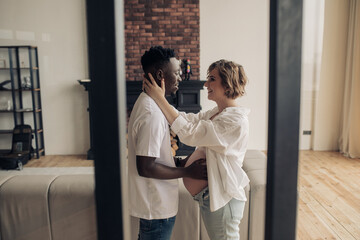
[133,112,166,158]
[177,108,215,123]
[171,114,243,154]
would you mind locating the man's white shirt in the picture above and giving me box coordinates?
[128,92,178,220]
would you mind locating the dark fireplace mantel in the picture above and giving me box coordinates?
[126,80,206,156]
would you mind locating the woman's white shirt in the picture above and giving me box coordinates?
[171,106,250,212]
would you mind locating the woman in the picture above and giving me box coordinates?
[144,59,250,240]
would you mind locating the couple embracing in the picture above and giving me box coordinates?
[128,46,250,240]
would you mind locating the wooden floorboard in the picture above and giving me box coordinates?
[23,150,360,239]
[297,151,360,240]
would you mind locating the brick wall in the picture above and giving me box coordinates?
[124,0,200,81]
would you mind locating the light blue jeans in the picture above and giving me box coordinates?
[194,187,245,240]
[138,216,176,240]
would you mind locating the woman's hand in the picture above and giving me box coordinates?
[143,73,166,101]
[143,72,180,125]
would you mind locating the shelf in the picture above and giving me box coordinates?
[0,45,37,49]
[0,130,12,134]
[0,88,40,91]
[0,149,11,154]
[0,108,41,113]
[0,45,44,159]
[0,128,43,134]
[0,67,38,70]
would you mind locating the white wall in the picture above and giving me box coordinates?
[299,0,324,150]
[200,0,269,150]
[0,0,89,154]
[312,0,349,150]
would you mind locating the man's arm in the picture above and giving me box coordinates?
[136,155,206,180]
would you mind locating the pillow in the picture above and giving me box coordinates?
[183,148,208,196]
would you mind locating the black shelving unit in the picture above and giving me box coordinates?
[0,46,45,158]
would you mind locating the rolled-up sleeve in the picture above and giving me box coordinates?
[171,114,239,154]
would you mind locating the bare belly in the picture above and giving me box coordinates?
[183,148,208,196]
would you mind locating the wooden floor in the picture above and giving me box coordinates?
[297,151,360,240]
[25,151,360,239]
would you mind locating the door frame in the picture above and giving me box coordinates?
[86,1,303,239]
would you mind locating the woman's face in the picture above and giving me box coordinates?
[204,68,227,102]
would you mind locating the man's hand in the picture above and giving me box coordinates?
[184,159,207,180]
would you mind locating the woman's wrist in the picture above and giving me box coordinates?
[156,94,167,105]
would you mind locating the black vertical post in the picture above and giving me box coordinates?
[34,47,45,156]
[266,1,303,239]
[8,48,18,126]
[29,47,40,158]
[15,47,24,124]
[86,0,124,239]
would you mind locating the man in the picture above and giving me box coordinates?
[127,46,207,240]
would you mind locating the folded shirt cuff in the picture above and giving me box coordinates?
[171,115,188,134]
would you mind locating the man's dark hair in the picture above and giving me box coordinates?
[141,46,176,74]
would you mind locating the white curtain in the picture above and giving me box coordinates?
[339,0,360,158]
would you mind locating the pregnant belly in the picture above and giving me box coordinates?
[183,148,208,196]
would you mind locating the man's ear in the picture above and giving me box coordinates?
[156,69,164,81]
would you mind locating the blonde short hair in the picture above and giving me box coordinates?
[207,59,248,99]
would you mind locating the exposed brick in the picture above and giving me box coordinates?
[159,36,171,41]
[140,32,153,37]
[151,16,165,20]
[182,32,192,37]
[125,0,200,81]
[152,8,164,13]
[152,41,165,45]
[154,32,166,37]
[140,24,152,29]
[188,20,197,25]
[179,49,190,53]
[178,8,190,12]
[170,12,183,17]
[172,36,183,41]
[147,37,158,41]
[133,12,145,17]
[184,4,197,8]
[164,8,177,12]
[171,20,182,24]
[170,4,184,8]
[158,20,171,25]
[191,8,199,13]
[132,4,145,8]
[183,12,196,16]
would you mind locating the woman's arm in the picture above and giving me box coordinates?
[143,73,179,125]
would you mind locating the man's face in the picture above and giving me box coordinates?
[163,58,182,95]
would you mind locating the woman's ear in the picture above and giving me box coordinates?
[224,86,231,97]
